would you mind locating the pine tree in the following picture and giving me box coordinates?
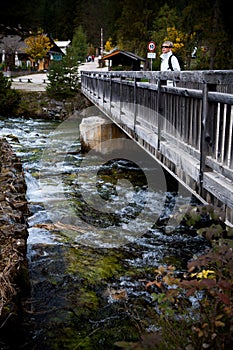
[70,26,88,63]
[46,51,79,99]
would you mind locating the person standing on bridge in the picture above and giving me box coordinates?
[160,41,180,86]
[160,41,181,72]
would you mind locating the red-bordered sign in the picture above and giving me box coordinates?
[148,41,156,52]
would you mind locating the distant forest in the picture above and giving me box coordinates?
[1,0,232,69]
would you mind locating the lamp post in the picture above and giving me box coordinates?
[99,27,103,67]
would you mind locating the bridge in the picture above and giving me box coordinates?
[81,70,233,222]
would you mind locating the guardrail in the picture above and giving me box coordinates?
[81,70,233,220]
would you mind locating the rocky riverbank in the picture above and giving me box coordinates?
[16,90,91,120]
[0,138,29,345]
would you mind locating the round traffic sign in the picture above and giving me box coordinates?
[148,41,156,52]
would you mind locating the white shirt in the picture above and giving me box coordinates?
[160,51,181,71]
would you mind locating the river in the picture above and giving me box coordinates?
[0,108,207,349]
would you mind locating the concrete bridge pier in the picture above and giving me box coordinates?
[79,115,127,153]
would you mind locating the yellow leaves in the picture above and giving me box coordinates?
[165,27,188,46]
[25,33,53,61]
[173,43,184,51]
[191,269,215,279]
[214,320,225,327]
[163,26,196,59]
[105,38,114,52]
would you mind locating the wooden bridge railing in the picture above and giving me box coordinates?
[81,70,233,220]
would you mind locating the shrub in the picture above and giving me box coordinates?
[116,206,233,350]
[146,207,233,350]
[0,72,20,116]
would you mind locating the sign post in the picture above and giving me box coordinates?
[147,41,156,71]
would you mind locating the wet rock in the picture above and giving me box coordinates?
[0,138,29,340]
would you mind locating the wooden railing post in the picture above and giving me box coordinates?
[199,83,208,192]
[97,73,101,99]
[109,75,112,113]
[91,73,95,96]
[119,75,123,121]
[102,74,105,104]
[133,76,139,131]
[199,82,217,195]
[157,79,166,150]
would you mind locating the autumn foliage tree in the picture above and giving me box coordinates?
[24,32,52,69]
[104,37,114,52]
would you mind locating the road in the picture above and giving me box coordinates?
[11,58,108,91]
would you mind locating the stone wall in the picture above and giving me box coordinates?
[0,138,29,338]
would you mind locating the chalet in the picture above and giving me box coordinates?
[102,49,146,71]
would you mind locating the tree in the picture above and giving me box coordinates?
[0,0,39,30]
[150,4,179,50]
[74,0,121,49]
[41,0,77,40]
[150,2,225,70]
[70,26,88,63]
[116,0,157,57]
[0,72,20,116]
[24,31,53,68]
[46,25,88,99]
[46,50,79,99]
[181,0,233,69]
[105,38,114,52]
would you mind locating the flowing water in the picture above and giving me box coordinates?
[0,109,207,349]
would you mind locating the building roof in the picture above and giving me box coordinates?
[54,40,71,54]
[0,34,27,53]
[103,49,145,62]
